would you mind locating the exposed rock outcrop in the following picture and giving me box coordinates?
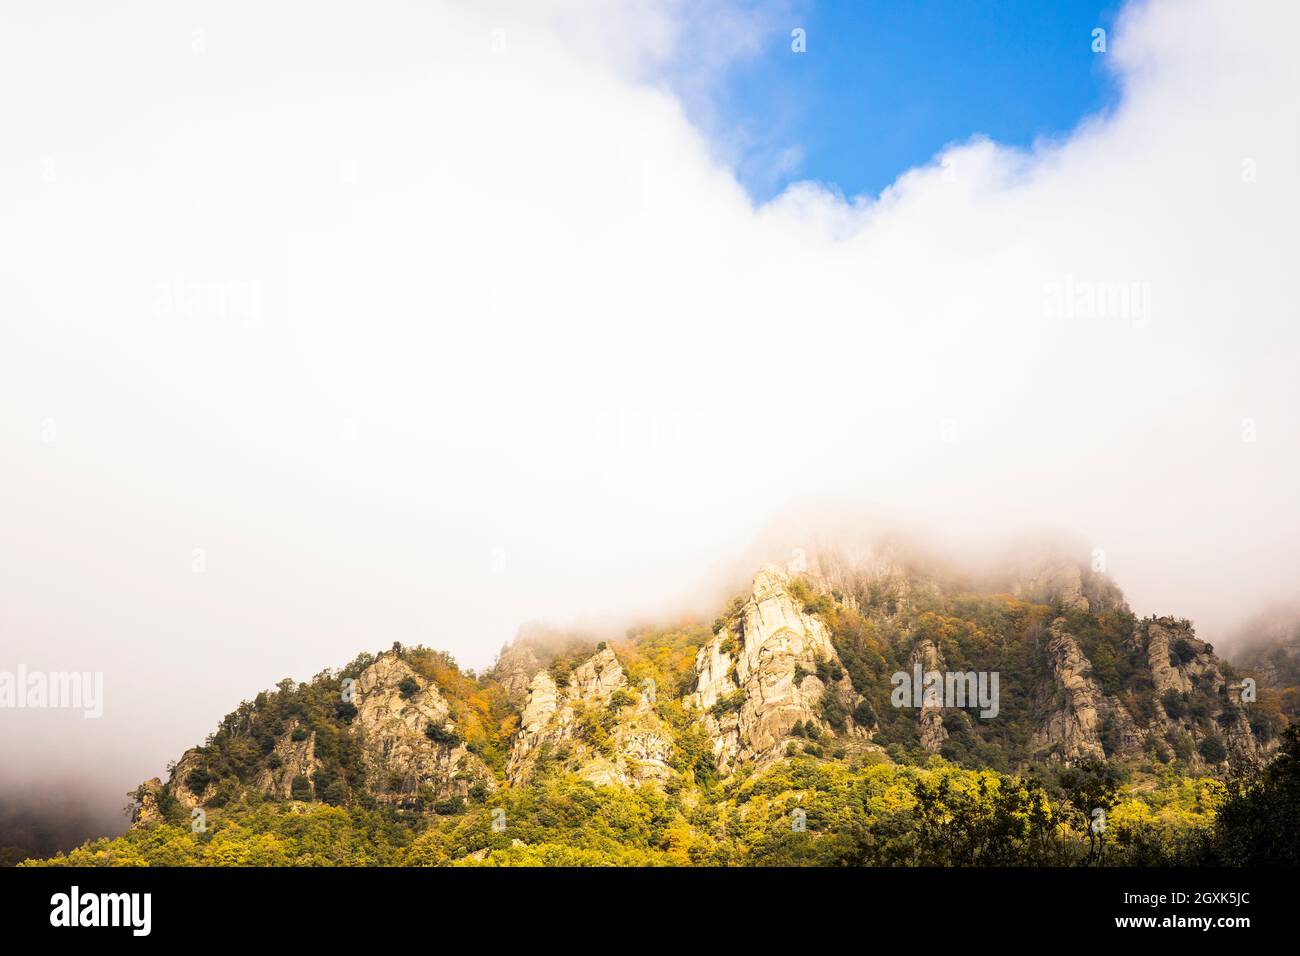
[1028,614,1265,767]
[811,544,918,616]
[1144,618,1259,764]
[130,778,165,828]
[689,565,862,772]
[1011,549,1127,615]
[1030,619,1108,762]
[506,646,672,787]
[169,748,217,810]
[909,639,949,753]
[252,722,319,799]
[491,641,544,707]
[352,653,494,802]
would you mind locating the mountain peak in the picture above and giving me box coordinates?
[98,546,1288,868]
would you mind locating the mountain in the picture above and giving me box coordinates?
[1224,605,1300,728]
[21,544,1296,866]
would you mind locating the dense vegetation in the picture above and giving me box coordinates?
[25,727,1300,866]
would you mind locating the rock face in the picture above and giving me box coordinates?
[909,639,950,754]
[128,653,493,829]
[130,778,165,828]
[169,748,217,810]
[252,722,319,799]
[491,641,544,707]
[689,565,861,772]
[506,646,672,787]
[813,544,918,615]
[352,653,494,802]
[1029,615,1262,766]
[1011,553,1126,615]
[1144,618,1258,763]
[1030,619,1108,762]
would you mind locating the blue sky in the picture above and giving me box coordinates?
[704,0,1123,200]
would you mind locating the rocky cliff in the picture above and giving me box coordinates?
[350,653,495,803]
[131,651,495,827]
[489,640,544,708]
[1022,615,1259,765]
[127,546,1282,834]
[1029,619,1111,761]
[506,646,673,787]
[687,565,865,772]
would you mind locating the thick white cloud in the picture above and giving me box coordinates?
[0,0,1296,800]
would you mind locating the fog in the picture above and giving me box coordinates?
[1,0,1297,844]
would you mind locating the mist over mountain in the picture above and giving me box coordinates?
[16,528,1298,867]
[2,0,1298,871]
[0,782,127,867]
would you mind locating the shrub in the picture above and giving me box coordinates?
[290,775,313,801]
[425,723,462,747]
[398,677,420,699]
[709,690,745,719]
[1198,735,1227,763]
[804,594,835,617]
[1161,690,1188,719]
[609,689,635,711]
[319,779,348,806]
[815,658,844,685]
[207,778,237,808]
[334,701,358,722]
[819,691,850,733]
[853,700,876,727]
[432,797,466,815]
[575,707,616,756]
[548,659,574,688]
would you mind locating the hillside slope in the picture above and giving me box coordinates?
[25,547,1294,866]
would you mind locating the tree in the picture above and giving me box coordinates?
[290,775,313,801]
[425,722,462,747]
[1197,735,1227,764]
[1058,758,1121,863]
[819,691,850,733]
[184,768,212,794]
[1207,724,1300,865]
